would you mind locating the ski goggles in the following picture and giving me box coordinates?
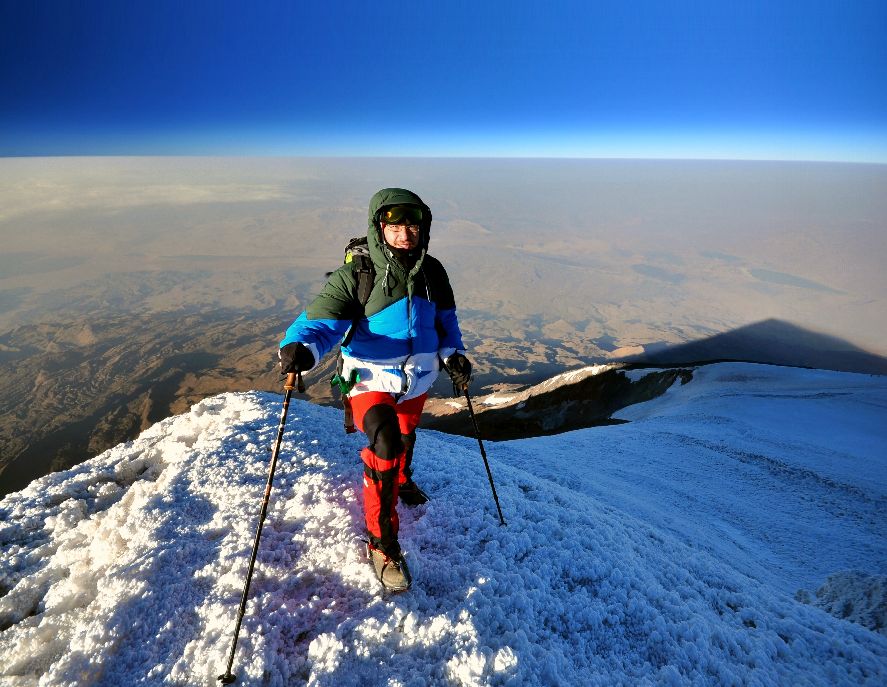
[380,205,423,226]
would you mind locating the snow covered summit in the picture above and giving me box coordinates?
[1,362,886,685]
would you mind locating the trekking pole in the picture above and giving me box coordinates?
[463,385,506,526]
[218,370,304,685]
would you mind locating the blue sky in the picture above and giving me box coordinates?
[1,1,886,161]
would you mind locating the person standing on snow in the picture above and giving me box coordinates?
[278,188,471,592]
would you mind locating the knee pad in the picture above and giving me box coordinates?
[363,404,404,460]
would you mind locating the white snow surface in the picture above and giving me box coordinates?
[622,368,660,383]
[480,396,514,406]
[530,363,618,393]
[1,362,886,686]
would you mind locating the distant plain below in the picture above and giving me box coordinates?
[1,157,885,495]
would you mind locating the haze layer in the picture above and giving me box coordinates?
[1,157,885,493]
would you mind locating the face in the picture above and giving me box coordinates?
[381,223,421,250]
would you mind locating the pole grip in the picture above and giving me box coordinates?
[284,371,306,393]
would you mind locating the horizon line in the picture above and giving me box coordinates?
[2,153,886,166]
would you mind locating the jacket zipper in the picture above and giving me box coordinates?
[385,245,419,397]
[400,290,413,394]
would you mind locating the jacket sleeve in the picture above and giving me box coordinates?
[430,260,465,360]
[279,266,357,367]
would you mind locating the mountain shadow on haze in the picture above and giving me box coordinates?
[620,319,887,376]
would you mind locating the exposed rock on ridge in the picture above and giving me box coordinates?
[424,364,694,440]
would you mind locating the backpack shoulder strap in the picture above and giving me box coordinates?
[344,237,375,304]
[341,238,375,348]
[353,254,375,307]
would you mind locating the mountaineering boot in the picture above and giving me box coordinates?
[398,480,429,506]
[368,545,412,592]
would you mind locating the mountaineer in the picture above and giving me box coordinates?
[279,187,471,591]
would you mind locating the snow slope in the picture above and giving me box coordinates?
[1,363,886,686]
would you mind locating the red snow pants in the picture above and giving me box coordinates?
[349,391,427,558]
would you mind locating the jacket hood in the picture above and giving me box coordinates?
[366,187,432,277]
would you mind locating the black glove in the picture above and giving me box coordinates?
[279,342,315,374]
[444,353,472,389]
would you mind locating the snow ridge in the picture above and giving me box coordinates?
[1,364,886,685]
